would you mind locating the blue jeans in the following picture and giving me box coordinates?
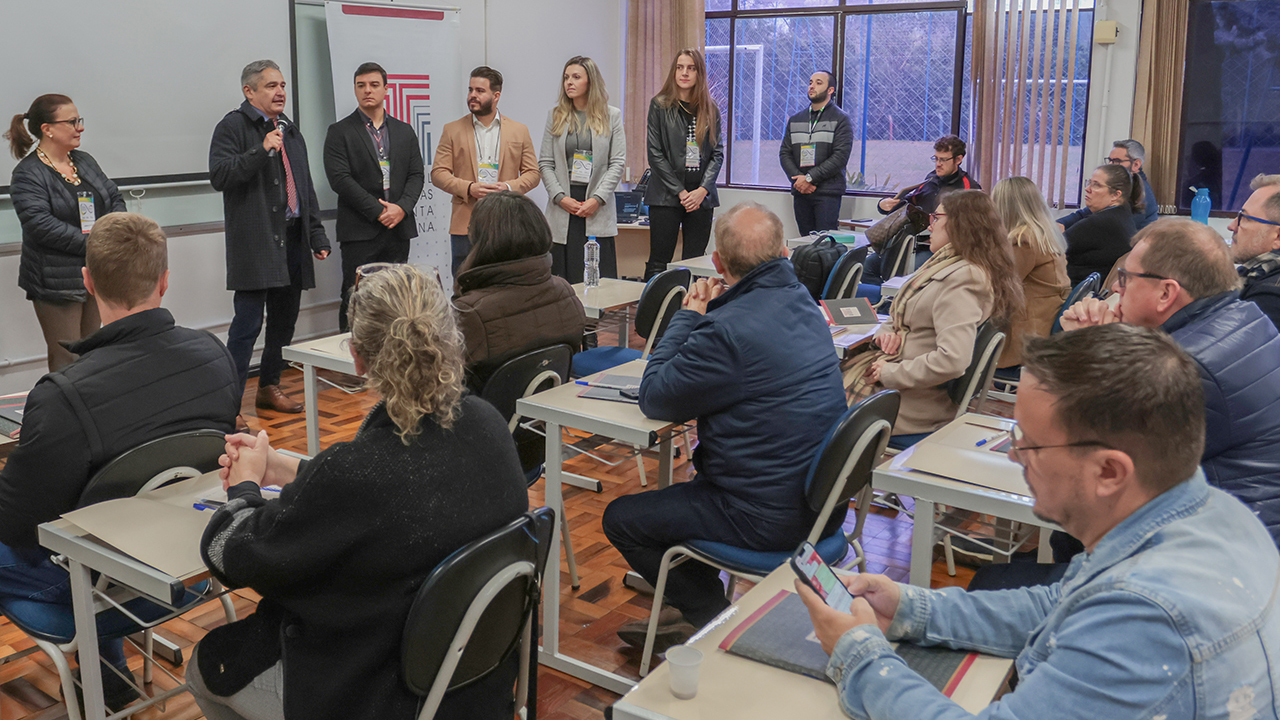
[451,234,470,276]
[0,542,126,668]
[792,194,842,237]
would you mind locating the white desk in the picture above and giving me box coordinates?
[872,414,1055,586]
[574,278,647,347]
[36,476,231,720]
[668,254,720,278]
[281,334,358,456]
[611,565,1013,719]
[880,273,910,299]
[516,359,679,694]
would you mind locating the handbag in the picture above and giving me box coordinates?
[866,190,929,252]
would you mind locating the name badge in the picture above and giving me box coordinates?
[685,140,700,169]
[379,159,391,191]
[77,191,96,234]
[478,161,499,184]
[800,144,817,168]
[571,151,593,184]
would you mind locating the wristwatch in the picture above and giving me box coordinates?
[804,173,813,183]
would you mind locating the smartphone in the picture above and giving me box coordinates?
[790,542,855,614]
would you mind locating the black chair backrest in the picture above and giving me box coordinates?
[804,390,901,515]
[635,267,691,341]
[946,320,1004,407]
[77,429,228,508]
[882,228,917,280]
[479,344,574,425]
[822,246,870,300]
[401,507,555,699]
[1051,272,1101,334]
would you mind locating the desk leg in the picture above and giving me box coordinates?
[619,309,630,349]
[909,498,935,587]
[1037,526,1054,564]
[657,435,673,489]
[69,559,107,720]
[537,421,637,695]
[304,363,319,457]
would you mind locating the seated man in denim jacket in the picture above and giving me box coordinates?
[799,324,1280,720]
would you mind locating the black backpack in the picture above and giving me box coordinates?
[791,234,847,301]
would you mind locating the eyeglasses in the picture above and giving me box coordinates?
[1115,267,1169,289]
[48,117,85,129]
[1008,424,1114,466]
[1105,156,1133,165]
[931,155,955,163]
[929,211,947,222]
[1235,210,1280,228]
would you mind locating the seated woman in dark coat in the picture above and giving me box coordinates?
[453,190,587,393]
[1064,164,1142,286]
[187,264,529,720]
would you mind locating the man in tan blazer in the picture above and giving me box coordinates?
[431,65,540,274]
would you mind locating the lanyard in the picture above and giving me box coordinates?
[365,119,387,160]
[475,120,500,165]
[808,106,824,136]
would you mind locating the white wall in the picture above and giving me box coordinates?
[0,0,626,395]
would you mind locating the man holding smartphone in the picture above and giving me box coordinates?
[797,325,1279,720]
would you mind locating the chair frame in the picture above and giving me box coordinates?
[822,249,866,301]
[989,272,1100,403]
[636,395,898,676]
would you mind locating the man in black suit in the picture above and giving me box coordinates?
[324,62,426,331]
[210,59,331,416]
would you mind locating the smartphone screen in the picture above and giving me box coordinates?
[791,542,855,613]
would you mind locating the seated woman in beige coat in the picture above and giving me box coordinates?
[843,190,1023,448]
[992,176,1070,369]
[453,191,586,393]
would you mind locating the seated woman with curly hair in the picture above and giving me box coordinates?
[187,264,528,720]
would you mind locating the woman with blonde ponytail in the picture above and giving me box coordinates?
[188,263,529,720]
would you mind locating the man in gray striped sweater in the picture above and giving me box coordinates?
[780,71,853,236]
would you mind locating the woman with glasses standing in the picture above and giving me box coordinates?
[1064,164,1142,286]
[539,56,626,283]
[6,95,124,371]
[643,48,723,280]
[843,191,1023,447]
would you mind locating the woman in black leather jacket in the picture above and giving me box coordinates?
[643,48,723,280]
[6,94,124,371]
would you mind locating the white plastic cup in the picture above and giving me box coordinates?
[665,644,704,699]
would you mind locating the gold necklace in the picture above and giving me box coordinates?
[36,147,80,186]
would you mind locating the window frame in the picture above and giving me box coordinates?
[706,0,969,197]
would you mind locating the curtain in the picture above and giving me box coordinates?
[624,0,705,178]
[1131,0,1188,214]
[970,0,1085,209]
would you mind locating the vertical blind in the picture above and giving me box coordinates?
[972,0,1086,208]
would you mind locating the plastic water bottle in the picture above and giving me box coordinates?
[1191,187,1211,225]
[585,236,600,288]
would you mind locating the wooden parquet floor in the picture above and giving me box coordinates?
[0,327,985,720]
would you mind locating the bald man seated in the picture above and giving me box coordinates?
[602,202,847,649]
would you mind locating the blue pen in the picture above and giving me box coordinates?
[975,431,1006,448]
[193,502,219,511]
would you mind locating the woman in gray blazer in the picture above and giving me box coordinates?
[539,56,626,283]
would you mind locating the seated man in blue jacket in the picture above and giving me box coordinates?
[799,324,1280,720]
[1062,218,1280,547]
[603,202,847,649]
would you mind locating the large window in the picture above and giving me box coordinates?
[706,0,1094,203]
[1177,0,1280,214]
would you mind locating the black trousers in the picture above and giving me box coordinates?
[338,233,410,332]
[645,204,713,280]
[551,185,618,283]
[226,221,305,393]
[793,193,843,236]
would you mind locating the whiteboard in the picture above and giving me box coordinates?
[0,0,293,191]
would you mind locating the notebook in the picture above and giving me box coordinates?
[820,297,878,326]
[720,591,978,695]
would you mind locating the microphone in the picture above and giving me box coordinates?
[268,118,289,158]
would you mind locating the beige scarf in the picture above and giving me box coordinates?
[841,244,965,403]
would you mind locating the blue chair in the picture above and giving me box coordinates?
[571,268,691,378]
[821,247,867,301]
[0,430,238,719]
[636,390,901,676]
[401,507,554,720]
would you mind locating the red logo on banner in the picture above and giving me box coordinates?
[387,74,434,159]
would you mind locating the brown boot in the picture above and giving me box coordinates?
[255,384,303,413]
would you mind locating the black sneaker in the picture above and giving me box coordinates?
[61,665,142,714]
[617,607,696,653]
